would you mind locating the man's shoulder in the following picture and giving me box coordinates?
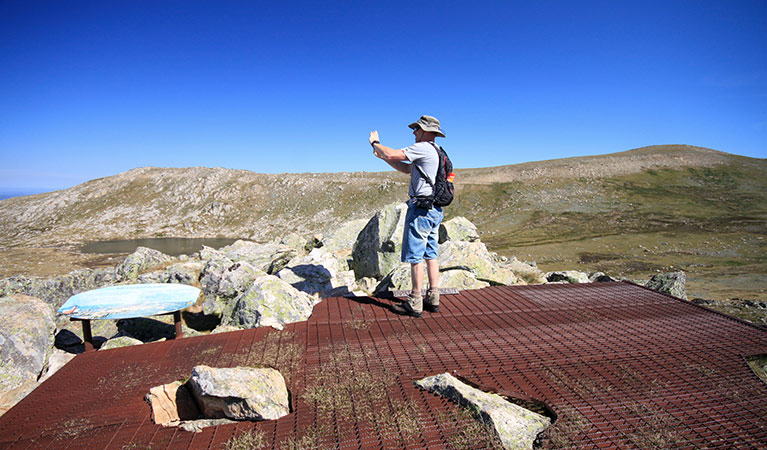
[404,141,438,158]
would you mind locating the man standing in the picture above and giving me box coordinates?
[369,115,445,317]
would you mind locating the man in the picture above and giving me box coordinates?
[369,115,445,318]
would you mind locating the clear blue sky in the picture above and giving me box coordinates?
[1,0,765,191]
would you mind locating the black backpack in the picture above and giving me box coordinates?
[415,142,455,207]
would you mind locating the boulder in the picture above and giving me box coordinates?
[376,264,490,294]
[0,295,56,406]
[439,241,519,285]
[589,272,619,283]
[322,218,369,255]
[39,348,76,383]
[0,268,118,310]
[276,248,353,297]
[645,271,687,300]
[416,372,550,450]
[218,240,297,275]
[439,216,480,244]
[146,380,201,426]
[198,249,235,316]
[279,233,308,253]
[116,247,173,281]
[356,277,379,296]
[546,270,590,284]
[222,274,321,330]
[500,258,546,285]
[99,335,144,350]
[213,262,267,317]
[351,203,408,279]
[218,262,266,299]
[138,261,204,285]
[187,365,290,421]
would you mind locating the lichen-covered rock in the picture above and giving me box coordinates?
[279,233,308,253]
[439,216,480,244]
[145,260,204,285]
[116,247,173,281]
[223,275,321,330]
[99,335,144,350]
[218,262,266,299]
[0,268,118,310]
[500,258,546,284]
[322,218,369,255]
[645,271,687,300]
[218,240,297,275]
[0,295,56,405]
[546,270,590,284]
[356,277,379,296]
[417,372,550,450]
[351,203,408,279]
[199,252,235,316]
[376,264,490,294]
[187,365,289,421]
[276,248,353,297]
[212,262,267,317]
[439,241,519,285]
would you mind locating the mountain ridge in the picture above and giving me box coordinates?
[1,144,765,304]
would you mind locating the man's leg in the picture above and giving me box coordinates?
[425,258,439,290]
[392,261,423,317]
[424,258,440,312]
[411,262,424,296]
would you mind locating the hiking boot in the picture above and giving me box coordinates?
[424,289,439,313]
[392,293,422,318]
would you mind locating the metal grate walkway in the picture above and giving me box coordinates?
[1,282,766,449]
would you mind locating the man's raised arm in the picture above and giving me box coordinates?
[369,130,411,174]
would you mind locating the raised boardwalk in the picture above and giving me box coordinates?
[1,282,765,449]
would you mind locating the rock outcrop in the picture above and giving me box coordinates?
[546,270,590,284]
[351,203,407,279]
[438,241,519,286]
[146,380,201,426]
[439,216,480,244]
[417,372,550,450]
[187,365,290,421]
[218,240,296,275]
[276,248,355,297]
[117,247,173,281]
[645,271,687,300]
[0,295,56,415]
[222,274,320,330]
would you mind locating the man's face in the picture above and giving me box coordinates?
[413,127,424,142]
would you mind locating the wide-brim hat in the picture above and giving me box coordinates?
[408,115,446,138]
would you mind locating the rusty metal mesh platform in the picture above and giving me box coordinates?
[1,282,766,449]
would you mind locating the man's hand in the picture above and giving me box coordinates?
[369,130,379,146]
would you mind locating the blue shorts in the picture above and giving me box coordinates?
[401,200,443,264]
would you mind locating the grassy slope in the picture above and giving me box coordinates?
[452,154,766,302]
[1,146,764,303]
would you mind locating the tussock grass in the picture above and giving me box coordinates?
[222,429,266,450]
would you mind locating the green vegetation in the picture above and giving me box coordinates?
[1,146,764,308]
[454,159,767,307]
[222,429,266,450]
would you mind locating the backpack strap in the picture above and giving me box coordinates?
[413,142,440,189]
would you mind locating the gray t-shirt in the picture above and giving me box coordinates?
[403,141,439,197]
